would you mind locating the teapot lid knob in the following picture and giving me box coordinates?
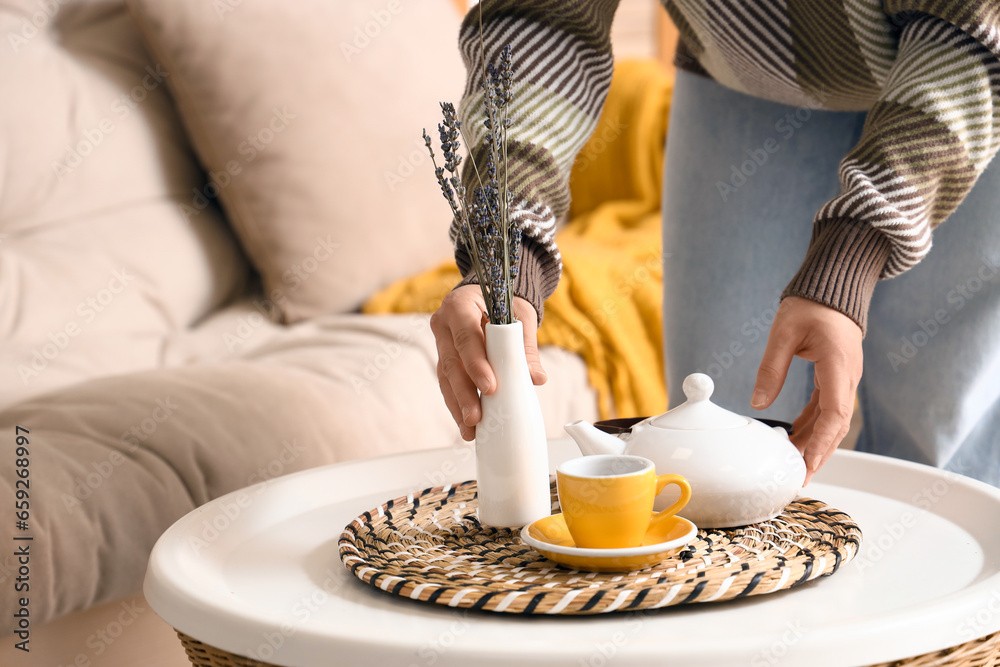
[648,372,748,430]
[682,373,714,402]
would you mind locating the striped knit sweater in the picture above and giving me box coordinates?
[452,0,1000,332]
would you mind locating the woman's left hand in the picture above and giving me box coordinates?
[751,296,864,484]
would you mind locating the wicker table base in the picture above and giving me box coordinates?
[175,626,1000,666]
[867,631,1000,666]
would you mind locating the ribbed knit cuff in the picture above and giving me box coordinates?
[455,238,558,324]
[782,218,892,334]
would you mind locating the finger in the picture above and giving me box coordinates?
[430,292,494,396]
[802,363,854,474]
[805,410,850,469]
[752,328,798,410]
[790,388,820,453]
[515,298,547,385]
[451,311,495,396]
[432,310,485,429]
[437,363,476,441]
[792,413,816,454]
[790,379,822,484]
[801,410,847,487]
[792,409,819,486]
[437,341,483,427]
[431,312,468,434]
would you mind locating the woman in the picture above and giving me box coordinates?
[431,0,1000,486]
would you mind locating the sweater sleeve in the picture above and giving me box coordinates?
[784,2,1000,332]
[451,0,621,322]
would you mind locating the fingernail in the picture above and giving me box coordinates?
[807,453,823,472]
[476,376,491,393]
[531,364,547,382]
[751,389,767,409]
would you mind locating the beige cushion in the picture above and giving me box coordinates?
[0,0,247,376]
[0,303,597,629]
[126,0,463,322]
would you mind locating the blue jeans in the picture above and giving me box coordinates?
[662,70,1000,487]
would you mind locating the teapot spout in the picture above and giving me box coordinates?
[564,420,628,457]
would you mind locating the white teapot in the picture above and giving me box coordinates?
[564,373,806,528]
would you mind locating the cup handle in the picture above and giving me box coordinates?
[651,474,691,528]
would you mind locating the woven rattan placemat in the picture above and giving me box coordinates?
[339,480,862,615]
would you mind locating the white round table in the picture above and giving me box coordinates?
[144,440,1000,666]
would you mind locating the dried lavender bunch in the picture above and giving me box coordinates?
[423,43,520,325]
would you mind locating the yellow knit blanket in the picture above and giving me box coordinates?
[364,60,674,419]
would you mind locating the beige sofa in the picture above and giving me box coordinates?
[0,0,597,637]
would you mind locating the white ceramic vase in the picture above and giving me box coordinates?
[475,321,552,528]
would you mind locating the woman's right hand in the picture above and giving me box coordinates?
[430,284,547,440]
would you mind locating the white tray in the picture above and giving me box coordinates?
[144,440,1000,667]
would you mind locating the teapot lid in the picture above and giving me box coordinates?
[648,373,748,430]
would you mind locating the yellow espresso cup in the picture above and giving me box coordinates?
[556,455,691,549]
